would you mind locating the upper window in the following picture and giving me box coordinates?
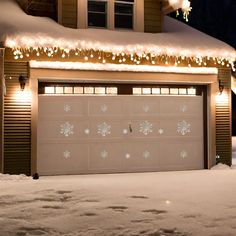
[88,0,107,28]
[115,0,134,29]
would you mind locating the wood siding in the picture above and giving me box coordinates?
[216,68,232,165]
[144,0,162,33]
[60,0,77,29]
[0,49,4,173]
[4,62,31,175]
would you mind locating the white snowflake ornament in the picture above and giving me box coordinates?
[101,150,108,159]
[100,104,108,113]
[64,104,71,113]
[60,122,74,137]
[177,120,191,136]
[139,120,153,135]
[143,105,150,113]
[180,150,188,159]
[97,122,111,137]
[63,150,71,159]
[143,150,150,159]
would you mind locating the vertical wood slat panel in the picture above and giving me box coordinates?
[4,62,31,175]
[0,48,4,173]
[216,68,232,165]
[61,0,77,29]
[144,0,162,33]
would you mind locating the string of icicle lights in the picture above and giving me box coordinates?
[11,47,235,71]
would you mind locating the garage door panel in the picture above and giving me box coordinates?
[159,141,204,170]
[88,98,123,116]
[126,97,160,116]
[124,119,160,138]
[38,120,89,141]
[159,118,203,138]
[38,97,87,119]
[121,142,160,170]
[160,97,203,115]
[88,143,123,171]
[37,143,89,175]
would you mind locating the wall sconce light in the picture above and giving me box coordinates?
[218,80,224,95]
[19,75,28,91]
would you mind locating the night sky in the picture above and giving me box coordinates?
[171,0,236,135]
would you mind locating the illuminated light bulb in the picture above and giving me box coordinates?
[75,52,78,56]
[121,52,125,56]
[119,59,122,63]
[84,56,88,61]
[112,56,116,60]
[62,54,66,58]
[14,55,19,60]
[90,54,94,58]
[98,56,101,60]
[151,61,155,64]
[20,55,23,59]
[122,58,126,62]
[26,53,30,57]
[102,59,106,63]
[165,61,168,65]
[36,52,40,56]
[146,56,149,60]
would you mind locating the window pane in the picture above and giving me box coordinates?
[179,88,187,95]
[95,87,106,94]
[142,88,151,95]
[161,88,169,95]
[170,88,179,95]
[152,88,160,95]
[84,87,94,94]
[64,87,73,94]
[115,15,133,28]
[133,88,142,95]
[115,3,133,14]
[88,1,107,28]
[88,13,107,27]
[107,87,118,95]
[45,86,54,94]
[115,3,133,29]
[74,87,83,94]
[188,88,196,95]
[88,1,106,12]
[55,87,64,94]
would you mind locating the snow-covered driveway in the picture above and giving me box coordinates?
[1,169,236,236]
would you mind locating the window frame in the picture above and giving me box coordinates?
[82,0,143,31]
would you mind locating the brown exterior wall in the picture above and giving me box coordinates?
[144,0,162,33]
[216,68,232,165]
[4,62,31,175]
[58,0,77,29]
[0,48,4,173]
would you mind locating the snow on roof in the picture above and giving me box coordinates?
[0,0,235,65]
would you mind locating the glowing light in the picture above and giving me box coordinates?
[30,60,218,74]
[14,90,32,103]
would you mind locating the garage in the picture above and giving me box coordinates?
[37,83,206,175]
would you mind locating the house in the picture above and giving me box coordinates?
[0,0,235,176]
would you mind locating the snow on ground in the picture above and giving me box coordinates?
[1,170,236,236]
[232,137,236,165]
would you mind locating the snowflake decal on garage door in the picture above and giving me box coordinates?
[97,122,111,137]
[143,150,151,159]
[101,150,108,159]
[60,122,74,137]
[177,120,191,136]
[180,150,188,159]
[139,120,153,135]
[64,104,71,113]
[63,150,71,159]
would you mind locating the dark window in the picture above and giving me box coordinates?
[115,0,134,29]
[88,0,107,28]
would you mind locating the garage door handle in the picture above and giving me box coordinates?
[129,124,132,133]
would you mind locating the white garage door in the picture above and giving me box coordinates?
[37,86,204,175]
